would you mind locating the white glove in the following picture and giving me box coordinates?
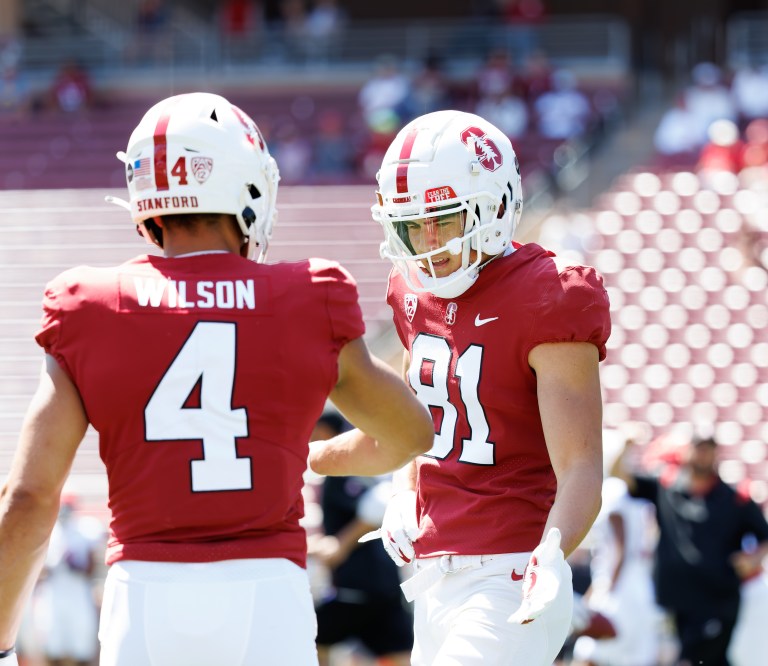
[0,647,17,666]
[509,527,567,624]
[380,489,419,566]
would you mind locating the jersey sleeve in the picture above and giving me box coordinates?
[385,268,408,348]
[527,264,611,361]
[310,258,365,347]
[35,271,76,379]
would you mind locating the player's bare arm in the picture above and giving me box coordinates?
[389,350,420,493]
[0,355,88,649]
[309,339,432,477]
[529,341,604,558]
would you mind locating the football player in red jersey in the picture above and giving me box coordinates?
[313,109,611,666]
[0,92,433,666]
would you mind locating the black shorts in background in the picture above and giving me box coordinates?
[315,594,414,657]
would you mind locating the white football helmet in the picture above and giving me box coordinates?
[373,110,523,298]
[120,92,279,262]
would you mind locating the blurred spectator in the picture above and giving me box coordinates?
[410,54,450,116]
[613,433,768,666]
[684,62,738,146]
[279,0,309,62]
[37,493,105,666]
[727,536,768,666]
[571,430,660,666]
[310,109,357,181]
[475,88,528,139]
[730,62,768,125]
[304,0,347,64]
[0,64,31,119]
[358,55,412,130]
[476,48,517,101]
[270,121,312,183]
[0,36,22,73]
[137,0,169,32]
[220,0,260,36]
[697,118,745,176]
[517,48,553,101]
[357,110,400,180]
[131,0,171,64]
[533,68,591,140]
[308,412,413,666]
[741,118,768,170]
[653,94,703,166]
[496,0,547,63]
[46,60,94,113]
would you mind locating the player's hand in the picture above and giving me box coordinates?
[509,527,567,624]
[380,489,419,566]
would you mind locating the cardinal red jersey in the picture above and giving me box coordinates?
[36,253,364,568]
[387,243,611,557]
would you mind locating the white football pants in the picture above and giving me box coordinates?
[408,552,573,666]
[99,558,318,665]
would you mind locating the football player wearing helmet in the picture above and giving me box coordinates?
[0,92,433,666]
[325,109,610,666]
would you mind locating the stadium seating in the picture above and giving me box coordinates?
[557,167,768,505]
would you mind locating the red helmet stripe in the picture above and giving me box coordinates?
[153,109,172,192]
[396,128,419,194]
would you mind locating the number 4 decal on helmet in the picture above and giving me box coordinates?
[144,321,252,492]
[408,333,494,465]
[170,156,188,185]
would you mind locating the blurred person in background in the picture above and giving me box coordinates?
[729,61,768,126]
[696,118,745,175]
[474,47,518,104]
[0,63,31,119]
[308,411,413,666]
[533,69,592,140]
[475,86,529,140]
[358,55,413,131]
[653,94,704,167]
[683,62,737,148]
[740,118,768,171]
[45,60,95,114]
[304,0,347,64]
[409,54,451,117]
[496,0,547,63]
[612,433,768,666]
[571,429,660,666]
[727,529,768,666]
[313,109,611,666]
[0,91,432,666]
[37,493,105,666]
[310,109,358,182]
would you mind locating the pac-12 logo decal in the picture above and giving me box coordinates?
[460,126,503,172]
[191,157,213,183]
[404,294,418,322]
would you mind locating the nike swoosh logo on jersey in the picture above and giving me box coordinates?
[511,569,524,581]
[475,314,499,327]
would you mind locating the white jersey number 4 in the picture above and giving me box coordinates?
[408,333,494,465]
[144,321,252,492]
